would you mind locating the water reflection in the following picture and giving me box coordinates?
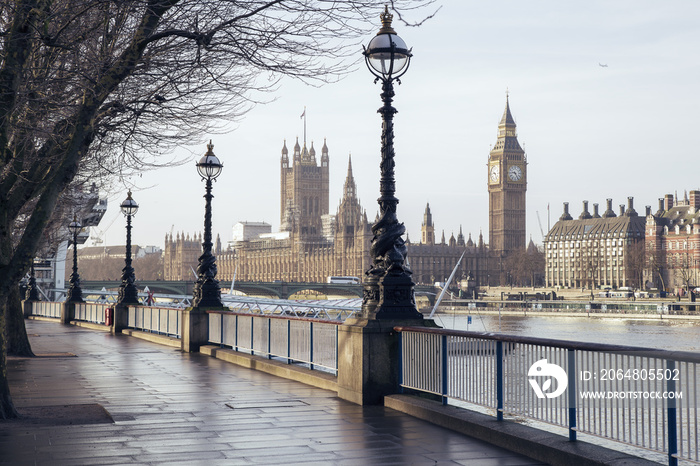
[433,313,699,352]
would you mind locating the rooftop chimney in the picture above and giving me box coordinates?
[656,198,665,216]
[626,197,638,217]
[664,194,674,211]
[602,198,617,218]
[645,205,651,216]
[690,190,700,209]
[579,200,592,219]
[593,203,600,218]
[619,205,625,216]
[560,202,573,221]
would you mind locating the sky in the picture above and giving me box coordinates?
[90,1,700,250]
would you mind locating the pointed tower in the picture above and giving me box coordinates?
[334,155,369,276]
[280,134,329,237]
[421,203,435,245]
[488,94,527,258]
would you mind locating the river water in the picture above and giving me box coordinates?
[432,312,700,352]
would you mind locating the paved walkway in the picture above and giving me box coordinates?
[2,321,545,465]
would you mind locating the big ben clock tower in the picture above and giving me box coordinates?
[488,95,527,259]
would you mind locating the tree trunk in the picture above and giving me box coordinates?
[5,286,33,357]
[0,301,19,419]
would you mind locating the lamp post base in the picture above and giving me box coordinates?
[374,270,423,320]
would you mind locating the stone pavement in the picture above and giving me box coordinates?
[1,320,545,465]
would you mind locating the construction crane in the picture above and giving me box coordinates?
[536,211,546,242]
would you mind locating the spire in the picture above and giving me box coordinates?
[309,141,316,163]
[422,203,433,227]
[342,155,357,200]
[321,138,329,167]
[457,225,465,246]
[467,233,474,247]
[491,93,523,154]
[281,139,289,167]
[301,142,310,162]
[499,92,516,127]
[293,137,301,163]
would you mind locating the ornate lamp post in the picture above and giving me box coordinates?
[25,259,40,301]
[66,215,84,303]
[117,190,140,305]
[362,6,422,320]
[192,141,224,308]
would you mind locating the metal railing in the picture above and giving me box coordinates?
[128,306,181,338]
[396,326,699,466]
[208,311,339,374]
[74,302,109,324]
[28,301,62,318]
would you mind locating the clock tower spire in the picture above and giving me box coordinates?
[488,95,527,264]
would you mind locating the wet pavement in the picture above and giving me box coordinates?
[2,320,545,465]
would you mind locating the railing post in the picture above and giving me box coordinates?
[310,321,314,371]
[441,334,448,406]
[496,340,504,421]
[234,314,238,351]
[220,313,224,348]
[397,331,403,394]
[667,359,678,466]
[250,317,254,355]
[568,348,577,441]
[287,320,291,364]
[267,318,272,360]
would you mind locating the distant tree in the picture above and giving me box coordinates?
[645,244,667,291]
[0,0,435,419]
[674,249,695,294]
[503,246,544,287]
[67,249,163,281]
[625,240,646,290]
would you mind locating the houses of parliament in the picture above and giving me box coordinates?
[164,98,529,287]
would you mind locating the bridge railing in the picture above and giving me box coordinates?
[27,301,62,319]
[396,326,699,466]
[74,302,109,324]
[128,306,181,338]
[208,311,339,375]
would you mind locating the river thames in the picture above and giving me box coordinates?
[433,312,700,352]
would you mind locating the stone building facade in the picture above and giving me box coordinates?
[164,99,529,287]
[645,191,700,292]
[407,204,491,285]
[544,198,646,289]
[488,97,527,258]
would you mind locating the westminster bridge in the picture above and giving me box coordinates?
[80,279,440,304]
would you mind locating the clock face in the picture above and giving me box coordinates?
[508,165,522,181]
[489,164,500,182]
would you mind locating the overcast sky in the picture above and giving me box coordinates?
[91,1,700,250]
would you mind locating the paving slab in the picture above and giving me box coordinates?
[2,321,546,465]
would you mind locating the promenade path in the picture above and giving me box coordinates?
[2,320,545,465]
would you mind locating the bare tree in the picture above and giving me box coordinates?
[645,243,667,292]
[0,0,435,419]
[625,240,646,291]
[674,249,695,295]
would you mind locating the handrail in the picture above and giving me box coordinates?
[207,309,343,326]
[394,326,700,363]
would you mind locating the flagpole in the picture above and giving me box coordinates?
[303,106,307,146]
